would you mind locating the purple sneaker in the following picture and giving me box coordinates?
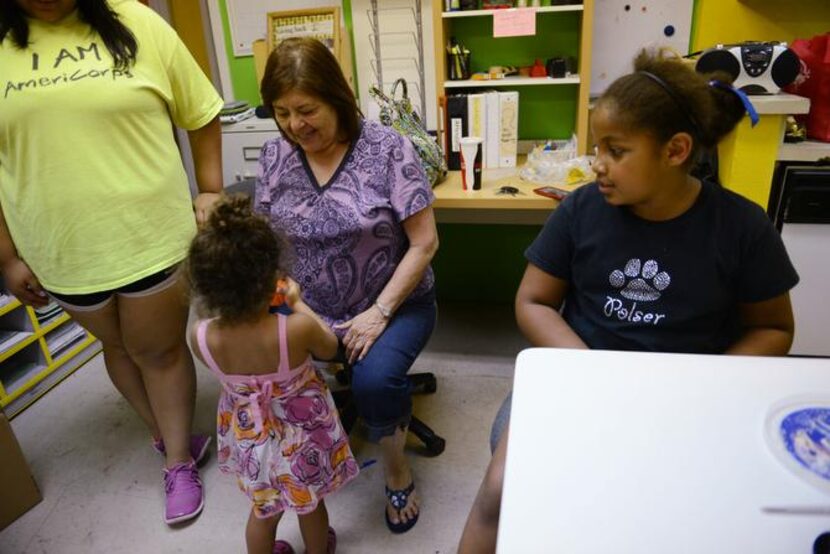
[272,540,295,554]
[153,434,212,466]
[163,460,204,524]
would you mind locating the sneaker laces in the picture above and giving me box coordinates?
[164,461,201,494]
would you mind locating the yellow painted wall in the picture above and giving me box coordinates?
[168,0,212,79]
[693,0,830,51]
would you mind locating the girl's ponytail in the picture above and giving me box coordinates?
[698,77,753,148]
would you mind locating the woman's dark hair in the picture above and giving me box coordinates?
[186,195,292,324]
[1,0,137,70]
[596,48,747,163]
[260,37,362,144]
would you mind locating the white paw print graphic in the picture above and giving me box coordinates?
[609,258,671,302]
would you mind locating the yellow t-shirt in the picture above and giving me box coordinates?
[0,0,223,293]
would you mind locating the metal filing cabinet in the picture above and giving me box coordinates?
[220,117,280,186]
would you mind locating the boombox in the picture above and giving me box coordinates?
[695,42,800,95]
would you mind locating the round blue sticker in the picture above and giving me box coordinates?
[779,407,830,481]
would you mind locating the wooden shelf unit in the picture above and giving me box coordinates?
[441,5,584,18]
[0,295,100,418]
[444,75,580,88]
[432,1,594,157]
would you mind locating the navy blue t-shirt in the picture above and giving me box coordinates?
[525,181,799,354]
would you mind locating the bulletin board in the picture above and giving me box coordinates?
[591,0,694,95]
[267,8,341,61]
[225,0,343,57]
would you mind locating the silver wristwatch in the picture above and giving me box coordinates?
[374,300,392,319]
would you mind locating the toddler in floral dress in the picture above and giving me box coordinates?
[186,195,358,554]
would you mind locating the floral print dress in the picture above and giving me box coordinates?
[195,315,359,518]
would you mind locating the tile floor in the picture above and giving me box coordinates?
[3,302,527,553]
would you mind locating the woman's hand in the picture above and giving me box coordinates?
[335,305,389,363]
[2,257,48,307]
[193,192,222,225]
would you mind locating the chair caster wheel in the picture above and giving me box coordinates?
[425,436,445,456]
[335,370,350,386]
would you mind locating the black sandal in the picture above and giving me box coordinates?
[384,482,419,534]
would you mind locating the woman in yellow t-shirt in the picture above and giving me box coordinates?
[0,0,224,525]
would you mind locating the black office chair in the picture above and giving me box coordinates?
[329,362,446,457]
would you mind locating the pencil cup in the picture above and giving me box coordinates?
[447,52,471,80]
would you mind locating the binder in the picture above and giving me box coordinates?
[467,93,487,168]
[485,91,501,169]
[498,91,519,168]
[446,94,468,171]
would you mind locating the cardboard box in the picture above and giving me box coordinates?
[0,407,42,530]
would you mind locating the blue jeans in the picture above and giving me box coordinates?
[348,292,436,442]
[490,392,512,454]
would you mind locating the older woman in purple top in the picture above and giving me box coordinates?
[254,38,439,534]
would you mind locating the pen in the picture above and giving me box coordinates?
[359,458,377,470]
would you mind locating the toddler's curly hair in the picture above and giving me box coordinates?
[186,194,291,323]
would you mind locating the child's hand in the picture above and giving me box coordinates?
[275,278,301,308]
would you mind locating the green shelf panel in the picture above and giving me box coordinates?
[447,12,581,73]
[432,223,544,303]
[516,85,577,140]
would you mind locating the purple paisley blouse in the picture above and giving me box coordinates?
[254,120,435,334]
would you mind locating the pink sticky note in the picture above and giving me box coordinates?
[493,8,536,38]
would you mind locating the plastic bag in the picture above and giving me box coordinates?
[520,137,595,186]
[785,33,830,142]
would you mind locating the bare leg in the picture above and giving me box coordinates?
[246,508,281,554]
[298,501,330,554]
[118,277,194,466]
[458,427,508,554]
[61,300,160,438]
[380,425,419,525]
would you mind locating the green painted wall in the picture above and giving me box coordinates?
[215,0,257,104]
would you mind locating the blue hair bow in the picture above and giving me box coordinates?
[709,80,760,127]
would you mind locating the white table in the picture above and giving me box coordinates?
[498,349,830,553]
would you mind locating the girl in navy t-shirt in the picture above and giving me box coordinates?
[458,48,799,553]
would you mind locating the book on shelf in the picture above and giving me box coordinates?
[34,301,63,325]
[51,334,87,359]
[467,93,487,167]
[0,293,16,309]
[446,95,468,170]
[0,330,32,353]
[45,322,86,357]
[498,91,519,168]
[485,91,501,169]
